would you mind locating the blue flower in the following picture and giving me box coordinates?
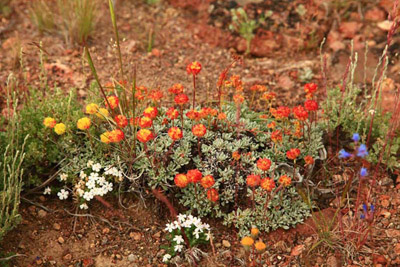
[360,214,366,219]
[352,133,360,142]
[370,205,375,212]
[357,144,368,158]
[360,167,368,177]
[362,203,367,213]
[339,149,352,159]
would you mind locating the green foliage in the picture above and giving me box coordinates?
[29,0,99,45]
[229,7,264,55]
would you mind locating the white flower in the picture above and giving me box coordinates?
[369,109,375,115]
[205,231,211,241]
[59,173,68,181]
[76,188,84,197]
[83,191,94,201]
[97,176,106,186]
[43,187,51,195]
[102,182,113,193]
[162,254,171,262]
[165,223,175,233]
[80,203,89,210]
[182,219,193,228]
[86,179,96,189]
[92,163,102,172]
[203,223,210,231]
[177,214,186,223]
[193,228,201,239]
[57,189,69,200]
[87,160,94,167]
[79,171,87,179]
[174,244,183,252]
[173,221,181,230]
[173,235,184,245]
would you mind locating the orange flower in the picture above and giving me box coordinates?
[232,151,241,161]
[250,85,267,92]
[114,115,128,128]
[270,106,290,119]
[271,130,282,143]
[230,75,242,88]
[166,107,179,120]
[255,241,266,252]
[135,86,148,101]
[233,94,245,104]
[168,83,184,95]
[143,106,158,119]
[217,112,227,120]
[105,96,119,110]
[240,236,254,247]
[267,121,276,129]
[186,109,199,120]
[174,93,189,105]
[43,117,57,128]
[260,178,276,192]
[192,124,207,138]
[304,155,314,165]
[77,117,91,130]
[261,92,276,101]
[100,131,112,144]
[130,117,140,126]
[200,175,215,189]
[304,83,317,94]
[256,158,271,171]
[246,174,260,187]
[293,105,308,121]
[174,174,189,188]
[278,175,292,187]
[168,127,183,141]
[137,129,154,143]
[148,89,163,102]
[187,169,203,183]
[251,227,259,237]
[304,100,318,111]
[186,61,202,75]
[207,188,219,202]
[139,116,153,128]
[109,129,124,143]
[286,148,301,160]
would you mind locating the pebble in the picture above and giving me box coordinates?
[58,237,65,244]
[222,240,231,248]
[38,210,47,218]
[128,254,138,262]
[53,223,61,230]
[63,254,72,261]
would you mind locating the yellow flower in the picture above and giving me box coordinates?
[96,108,109,119]
[77,117,91,130]
[86,103,99,114]
[251,227,259,238]
[240,236,254,247]
[43,117,57,128]
[100,132,111,144]
[54,123,66,135]
[255,241,266,252]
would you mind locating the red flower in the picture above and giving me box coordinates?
[304,155,314,165]
[233,94,245,104]
[186,109,199,120]
[192,124,207,137]
[174,174,189,188]
[114,115,128,128]
[130,117,140,126]
[232,151,241,161]
[148,90,163,102]
[256,158,272,171]
[137,129,154,143]
[293,105,308,121]
[250,85,267,92]
[187,169,203,183]
[304,83,317,94]
[186,61,202,75]
[286,148,301,160]
[262,92,276,101]
[207,188,219,202]
[109,129,124,143]
[105,96,119,109]
[166,107,179,120]
[304,100,318,111]
[135,86,148,101]
[260,178,276,192]
[143,106,158,119]
[246,174,261,188]
[271,130,282,143]
[168,83,184,95]
[174,93,189,105]
[139,116,153,128]
[168,127,183,141]
[200,175,215,189]
[279,175,292,187]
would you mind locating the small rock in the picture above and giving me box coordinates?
[39,196,46,202]
[130,232,141,241]
[222,240,231,248]
[38,210,47,218]
[128,254,138,262]
[153,231,161,239]
[215,243,221,248]
[116,254,122,260]
[53,223,61,230]
[327,255,338,267]
[102,228,110,234]
[58,236,65,244]
[63,254,72,261]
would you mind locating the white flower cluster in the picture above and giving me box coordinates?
[163,214,211,262]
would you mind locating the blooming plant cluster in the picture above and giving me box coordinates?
[240,227,268,265]
[162,214,211,263]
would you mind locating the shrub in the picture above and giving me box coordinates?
[29,0,99,45]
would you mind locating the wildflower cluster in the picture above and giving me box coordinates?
[163,214,211,263]
[240,227,268,265]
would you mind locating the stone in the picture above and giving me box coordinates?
[58,236,65,244]
[222,240,231,248]
[63,254,72,261]
[38,210,47,218]
[53,223,61,230]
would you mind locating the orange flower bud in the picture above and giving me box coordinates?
[137,129,154,143]
[192,124,207,138]
[168,127,183,141]
[200,175,215,189]
[174,174,189,188]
